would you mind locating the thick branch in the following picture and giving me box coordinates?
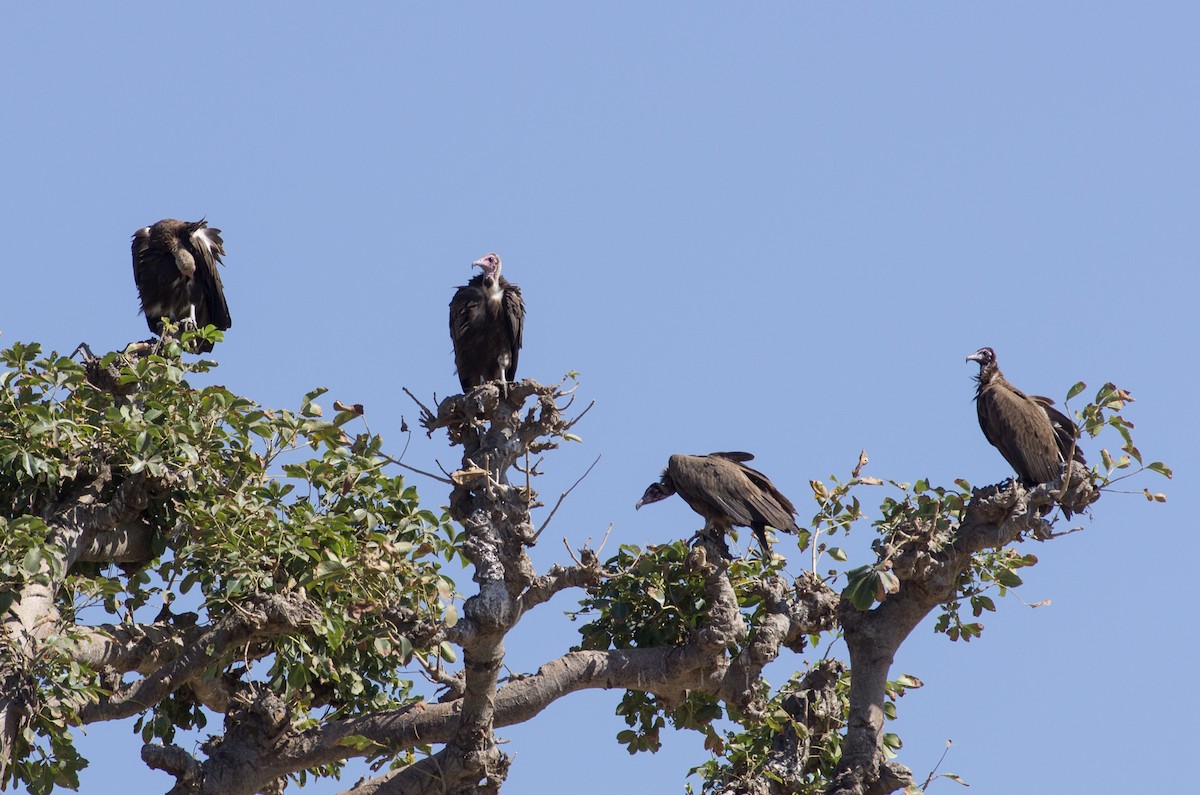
[79,592,319,724]
[65,618,203,674]
[516,554,602,616]
[829,472,1097,795]
[76,519,155,564]
[719,571,839,715]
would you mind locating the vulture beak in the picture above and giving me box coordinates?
[965,349,988,365]
[635,483,668,510]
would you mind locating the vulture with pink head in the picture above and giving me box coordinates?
[449,253,525,392]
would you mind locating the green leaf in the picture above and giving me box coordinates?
[828,546,848,562]
[995,569,1023,589]
[844,566,877,611]
[1146,461,1173,479]
[438,641,457,663]
[23,547,43,574]
[1066,381,1087,401]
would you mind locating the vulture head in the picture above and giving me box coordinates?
[966,346,997,370]
[472,253,502,287]
[167,237,197,279]
[635,473,675,509]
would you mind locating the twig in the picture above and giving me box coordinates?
[595,522,614,555]
[534,454,601,540]
[401,386,436,418]
[562,400,596,431]
[380,453,454,485]
[1033,524,1085,540]
[562,537,582,566]
[567,521,614,563]
[919,739,955,790]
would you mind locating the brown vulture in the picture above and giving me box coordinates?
[131,219,231,352]
[635,452,800,555]
[967,347,1086,514]
[449,253,525,392]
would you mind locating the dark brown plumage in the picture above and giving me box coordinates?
[449,253,525,392]
[967,347,1086,514]
[636,452,800,555]
[131,219,230,353]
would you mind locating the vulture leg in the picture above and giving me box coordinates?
[752,525,772,559]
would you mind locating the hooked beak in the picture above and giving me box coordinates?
[634,498,645,510]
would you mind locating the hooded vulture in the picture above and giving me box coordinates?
[966,347,1086,514]
[449,253,525,392]
[132,219,231,352]
[636,452,800,555]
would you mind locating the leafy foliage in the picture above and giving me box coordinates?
[574,542,781,755]
[0,338,456,792]
[0,338,1171,795]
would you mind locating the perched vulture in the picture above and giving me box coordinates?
[131,219,231,352]
[449,253,525,392]
[967,347,1086,514]
[636,452,800,555]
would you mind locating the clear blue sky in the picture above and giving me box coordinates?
[2,3,1194,793]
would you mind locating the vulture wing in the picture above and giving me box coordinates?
[501,278,525,381]
[130,227,159,335]
[976,380,1061,486]
[709,451,755,463]
[1032,396,1086,466]
[190,223,231,332]
[448,284,477,349]
[733,461,800,532]
[449,281,485,390]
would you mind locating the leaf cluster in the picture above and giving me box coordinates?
[0,341,456,790]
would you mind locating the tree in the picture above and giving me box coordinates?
[0,334,1169,795]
